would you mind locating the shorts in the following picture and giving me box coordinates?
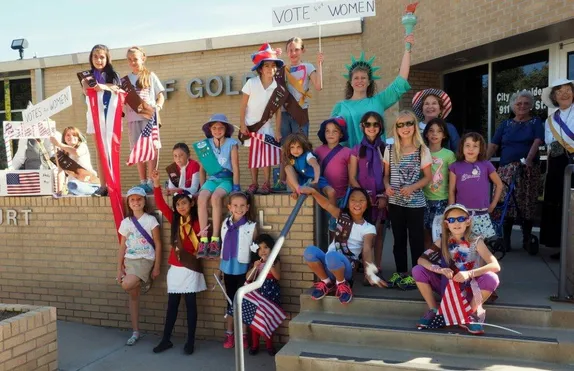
[412,265,500,299]
[200,177,233,194]
[280,111,309,144]
[424,199,448,229]
[124,258,154,283]
[128,120,148,149]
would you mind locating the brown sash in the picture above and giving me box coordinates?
[175,229,202,273]
[50,149,100,184]
[120,76,155,120]
[165,162,181,188]
[275,67,309,125]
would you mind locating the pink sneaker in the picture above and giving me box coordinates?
[197,240,208,258]
[223,333,234,349]
[207,240,221,258]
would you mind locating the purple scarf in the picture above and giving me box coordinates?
[360,136,384,193]
[222,216,247,261]
[93,70,105,84]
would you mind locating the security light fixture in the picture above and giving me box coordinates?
[11,39,29,60]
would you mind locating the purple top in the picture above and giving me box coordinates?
[314,145,352,199]
[351,143,385,198]
[449,160,496,210]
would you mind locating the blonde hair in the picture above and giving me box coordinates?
[285,37,304,49]
[126,46,151,89]
[440,208,473,265]
[391,110,426,164]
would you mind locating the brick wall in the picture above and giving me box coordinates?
[0,195,314,344]
[0,305,58,371]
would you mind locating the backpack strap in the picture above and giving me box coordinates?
[131,216,155,250]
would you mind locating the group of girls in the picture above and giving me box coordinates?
[291,109,502,335]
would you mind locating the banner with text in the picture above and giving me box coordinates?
[272,0,375,27]
[3,120,56,140]
[22,86,72,127]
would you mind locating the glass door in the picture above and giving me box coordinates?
[559,42,574,80]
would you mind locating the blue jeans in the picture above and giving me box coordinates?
[280,111,309,144]
[304,246,353,281]
[67,180,100,195]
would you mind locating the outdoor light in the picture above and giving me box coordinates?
[11,38,29,60]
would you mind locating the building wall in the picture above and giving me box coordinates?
[0,195,314,344]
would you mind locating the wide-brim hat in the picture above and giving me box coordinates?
[317,116,349,144]
[251,43,284,72]
[412,88,453,120]
[541,78,574,109]
[202,113,234,138]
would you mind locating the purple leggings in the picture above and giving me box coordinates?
[412,265,499,301]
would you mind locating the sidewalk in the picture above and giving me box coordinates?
[57,321,276,371]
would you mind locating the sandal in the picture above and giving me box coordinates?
[247,183,258,194]
[260,182,271,195]
[126,331,140,346]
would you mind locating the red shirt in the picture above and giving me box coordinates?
[153,186,200,267]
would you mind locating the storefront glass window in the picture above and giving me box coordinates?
[443,65,489,139]
[568,51,574,80]
[492,50,549,132]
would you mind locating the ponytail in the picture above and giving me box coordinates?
[127,46,151,89]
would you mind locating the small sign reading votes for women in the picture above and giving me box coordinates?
[272,0,376,27]
[22,86,72,127]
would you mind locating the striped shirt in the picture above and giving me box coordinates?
[383,144,432,208]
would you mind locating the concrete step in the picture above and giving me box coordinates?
[276,339,574,371]
[289,311,574,364]
[299,293,574,329]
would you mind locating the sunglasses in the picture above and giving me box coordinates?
[363,121,381,128]
[445,216,469,224]
[396,121,415,128]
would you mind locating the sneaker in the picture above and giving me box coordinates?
[139,183,153,194]
[153,340,173,353]
[140,278,153,294]
[223,333,234,349]
[183,342,194,355]
[460,320,485,335]
[247,183,258,194]
[197,240,208,258]
[271,180,287,193]
[92,186,108,197]
[336,281,353,305]
[267,346,277,356]
[397,275,417,291]
[260,181,271,195]
[417,309,437,328]
[387,272,402,288]
[207,240,221,258]
[311,281,335,300]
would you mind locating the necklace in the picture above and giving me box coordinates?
[465,160,479,175]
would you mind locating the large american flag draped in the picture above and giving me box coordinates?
[86,90,125,241]
[248,133,281,169]
[6,172,41,194]
[126,113,160,166]
[242,290,286,340]
[427,280,472,328]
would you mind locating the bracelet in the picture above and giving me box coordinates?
[376,194,387,199]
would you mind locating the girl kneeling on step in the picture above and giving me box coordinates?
[413,203,500,335]
[303,187,386,305]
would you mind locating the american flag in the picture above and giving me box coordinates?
[427,280,472,328]
[242,290,286,339]
[87,89,125,242]
[127,114,160,166]
[248,132,281,168]
[6,172,41,194]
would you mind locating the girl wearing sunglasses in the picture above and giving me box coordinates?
[349,111,388,275]
[413,203,500,335]
[383,110,432,290]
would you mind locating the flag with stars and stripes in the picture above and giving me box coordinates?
[86,89,125,241]
[242,289,286,340]
[6,172,41,195]
[248,132,281,169]
[127,113,161,166]
[427,280,472,328]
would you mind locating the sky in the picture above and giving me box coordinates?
[0,0,305,62]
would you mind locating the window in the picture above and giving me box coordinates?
[0,78,32,169]
[492,50,549,132]
[568,51,574,80]
[443,65,489,139]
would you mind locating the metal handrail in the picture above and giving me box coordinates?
[234,193,309,371]
[558,164,574,299]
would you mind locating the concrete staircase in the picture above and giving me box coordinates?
[275,294,574,371]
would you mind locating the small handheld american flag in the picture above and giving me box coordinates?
[248,132,281,169]
[426,280,472,328]
[127,113,161,165]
